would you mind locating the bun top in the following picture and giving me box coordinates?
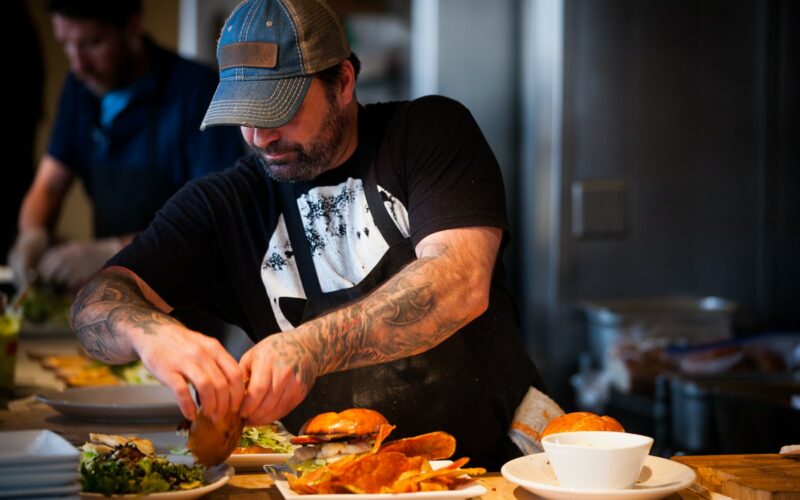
[541,412,624,437]
[300,408,390,437]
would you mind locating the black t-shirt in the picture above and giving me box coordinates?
[109,96,540,469]
[110,96,509,338]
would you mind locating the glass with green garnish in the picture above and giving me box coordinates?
[0,303,21,390]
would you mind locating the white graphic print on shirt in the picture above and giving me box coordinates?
[260,177,410,331]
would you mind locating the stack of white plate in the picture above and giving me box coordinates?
[0,429,80,498]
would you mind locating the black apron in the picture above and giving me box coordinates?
[277,114,542,470]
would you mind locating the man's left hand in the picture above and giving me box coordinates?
[38,238,123,290]
[238,330,319,425]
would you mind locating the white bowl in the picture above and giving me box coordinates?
[541,431,653,490]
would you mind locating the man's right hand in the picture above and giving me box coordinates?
[8,227,49,288]
[129,323,246,423]
[71,267,245,425]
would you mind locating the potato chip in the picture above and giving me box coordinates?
[287,426,484,495]
[335,452,414,493]
[379,431,456,460]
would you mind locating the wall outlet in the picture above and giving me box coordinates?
[571,179,627,238]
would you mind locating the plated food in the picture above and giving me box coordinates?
[79,433,207,495]
[32,351,156,386]
[183,416,297,468]
[235,423,296,454]
[285,408,484,494]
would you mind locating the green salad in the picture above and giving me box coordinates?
[80,444,205,495]
[21,287,71,325]
[238,424,296,453]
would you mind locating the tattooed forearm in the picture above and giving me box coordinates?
[70,269,180,363]
[286,244,483,382]
[379,276,434,326]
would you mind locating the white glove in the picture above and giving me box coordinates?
[37,238,124,291]
[8,227,49,288]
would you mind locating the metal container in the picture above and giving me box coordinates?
[667,373,800,454]
[580,296,737,367]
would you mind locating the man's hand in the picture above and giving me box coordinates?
[8,227,48,288]
[238,331,319,425]
[71,267,244,424]
[38,238,123,290]
[131,323,245,423]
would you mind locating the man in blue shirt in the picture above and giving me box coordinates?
[8,0,243,291]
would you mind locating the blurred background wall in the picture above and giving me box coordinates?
[24,0,180,244]
[21,0,799,424]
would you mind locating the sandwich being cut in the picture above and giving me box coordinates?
[288,408,394,473]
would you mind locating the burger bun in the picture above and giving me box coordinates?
[541,411,624,437]
[293,408,389,444]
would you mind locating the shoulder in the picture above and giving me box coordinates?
[405,95,470,114]
[169,54,218,82]
[151,42,219,90]
[182,155,264,199]
[363,95,469,125]
[58,72,94,103]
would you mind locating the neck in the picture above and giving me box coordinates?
[331,101,359,168]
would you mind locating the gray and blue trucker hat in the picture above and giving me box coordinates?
[200,0,350,130]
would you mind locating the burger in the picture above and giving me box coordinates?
[541,411,624,437]
[288,408,393,473]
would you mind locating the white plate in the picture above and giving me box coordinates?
[226,452,292,470]
[501,453,696,500]
[37,385,183,422]
[0,470,77,489]
[136,431,292,470]
[274,460,487,499]
[0,430,79,466]
[0,481,80,498]
[0,461,78,475]
[80,463,233,499]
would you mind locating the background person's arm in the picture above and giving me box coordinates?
[19,154,74,230]
[9,155,74,285]
[239,225,502,423]
[70,266,245,422]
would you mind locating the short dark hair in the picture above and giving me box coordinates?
[316,52,361,92]
[47,0,142,26]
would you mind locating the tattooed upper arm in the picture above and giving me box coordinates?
[70,267,179,363]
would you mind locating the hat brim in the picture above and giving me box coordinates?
[200,75,312,130]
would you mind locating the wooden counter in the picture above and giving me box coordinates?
[1,337,788,499]
[0,401,714,499]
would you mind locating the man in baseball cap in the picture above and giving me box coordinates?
[72,0,546,470]
[201,0,350,130]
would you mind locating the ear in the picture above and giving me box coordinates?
[338,59,357,106]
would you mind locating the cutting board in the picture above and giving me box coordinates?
[672,454,800,500]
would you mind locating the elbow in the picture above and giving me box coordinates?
[69,279,93,332]
[461,273,491,320]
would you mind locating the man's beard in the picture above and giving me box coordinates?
[253,94,351,183]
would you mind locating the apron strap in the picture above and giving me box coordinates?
[357,110,406,248]
[279,181,325,300]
